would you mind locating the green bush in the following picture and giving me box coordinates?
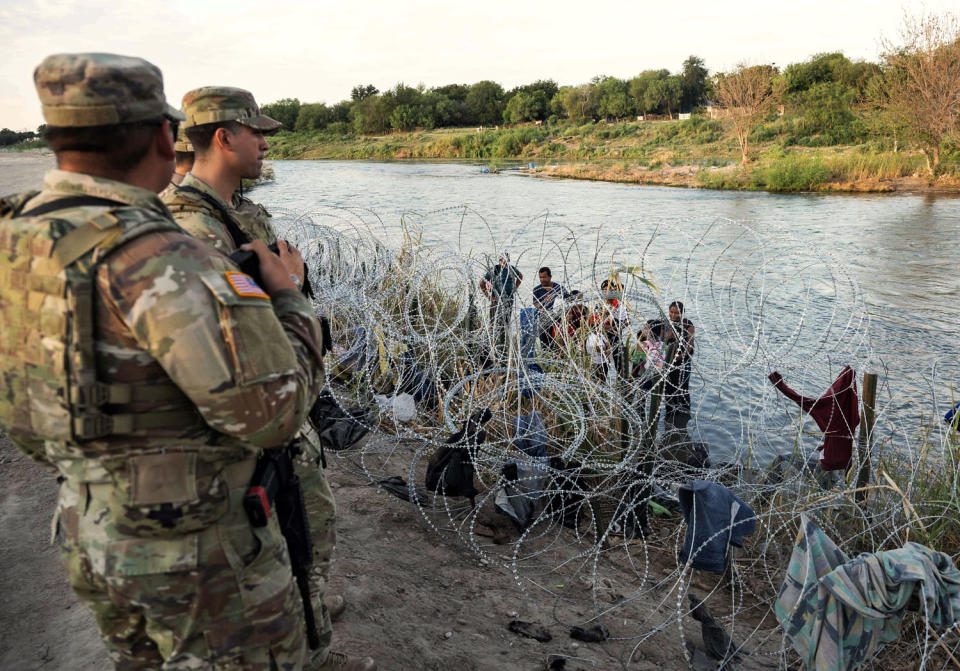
[751,154,831,191]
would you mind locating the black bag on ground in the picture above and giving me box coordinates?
[308,389,370,452]
[425,408,492,499]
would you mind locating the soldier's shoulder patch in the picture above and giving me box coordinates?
[225,271,269,299]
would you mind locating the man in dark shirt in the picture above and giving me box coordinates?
[532,266,569,350]
[646,300,695,417]
[481,253,523,362]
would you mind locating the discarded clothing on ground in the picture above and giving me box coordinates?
[569,624,609,643]
[544,458,588,529]
[508,620,552,642]
[308,389,371,452]
[425,408,492,500]
[331,326,368,377]
[376,476,431,504]
[496,412,549,528]
[768,366,860,471]
[678,480,756,573]
[396,349,440,410]
[775,514,960,671]
[688,593,740,662]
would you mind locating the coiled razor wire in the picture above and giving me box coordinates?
[272,205,960,670]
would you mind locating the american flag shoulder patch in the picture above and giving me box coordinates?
[225,271,269,299]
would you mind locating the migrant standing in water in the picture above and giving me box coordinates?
[532,266,570,351]
[599,278,630,377]
[647,301,695,417]
[480,252,523,362]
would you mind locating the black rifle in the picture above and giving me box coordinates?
[243,439,321,649]
[229,241,314,299]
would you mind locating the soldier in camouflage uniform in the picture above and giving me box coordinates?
[161,87,279,252]
[158,125,194,199]
[161,87,370,671]
[0,53,325,669]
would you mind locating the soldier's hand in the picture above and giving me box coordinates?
[276,239,305,286]
[239,240,298,296]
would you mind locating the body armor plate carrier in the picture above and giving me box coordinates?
[0,192,194,459]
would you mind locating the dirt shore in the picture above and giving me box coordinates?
[536,161,960,194]
[2,425,792,671]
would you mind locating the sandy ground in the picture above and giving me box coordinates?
[2,427,791,671]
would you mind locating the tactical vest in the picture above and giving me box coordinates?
[164,184,251,249]
[0,193,198,459]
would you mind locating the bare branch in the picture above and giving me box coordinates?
[711,63,777,164]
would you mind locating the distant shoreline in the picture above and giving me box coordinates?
[2,146,957,197]
[265,122,960,195]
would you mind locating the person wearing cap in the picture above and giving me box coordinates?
[0,53,326,669]
[162,85,372,671]
[158,124,194,198]
[162,86,282,253]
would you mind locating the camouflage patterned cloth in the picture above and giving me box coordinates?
[4,169,325,668]
[158,171,186,200]
[775,515,960,670]
[163,173,277,253]
[34,53,184,127]
[181,86,280,131]
[167,169,339,660]
[174,124,193,153]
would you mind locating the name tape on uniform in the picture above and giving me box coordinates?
[225,271,269,299]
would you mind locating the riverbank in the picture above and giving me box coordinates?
[535,159,960,194]
[265,119,960,194]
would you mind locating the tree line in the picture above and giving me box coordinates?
[261,11,960,177]
[263,55,711,135]
[0,127,39,148]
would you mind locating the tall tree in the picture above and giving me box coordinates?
[560,84,596,121]
[351,84,379,102]
[875,11,960,174]
[595,77,630,119]
[629,69,669,116]
[712,64,778,164]
[680,56,709,110]
[465,80,505,125]
[260,98,300,130]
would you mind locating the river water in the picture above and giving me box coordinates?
[2,155,956,463]
[256,160,960,464]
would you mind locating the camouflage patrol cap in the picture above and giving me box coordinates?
[34,53,185,127]
[174,125,194,153]
[180,86,281,132]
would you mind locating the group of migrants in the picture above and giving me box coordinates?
[482,255,695,418]
[0,54,374,670]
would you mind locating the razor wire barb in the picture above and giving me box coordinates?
[272,204,960,670]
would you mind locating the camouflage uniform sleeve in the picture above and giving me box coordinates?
[101,231,324,448]
[169,210,237,254]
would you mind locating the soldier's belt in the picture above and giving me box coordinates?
[69,382,189,407]
[73,410,200,440]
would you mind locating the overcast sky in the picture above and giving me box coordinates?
[1,0,956,130]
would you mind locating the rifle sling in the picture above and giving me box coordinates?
[175,185,251,249]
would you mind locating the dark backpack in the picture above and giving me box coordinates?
[425,408,492,500]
